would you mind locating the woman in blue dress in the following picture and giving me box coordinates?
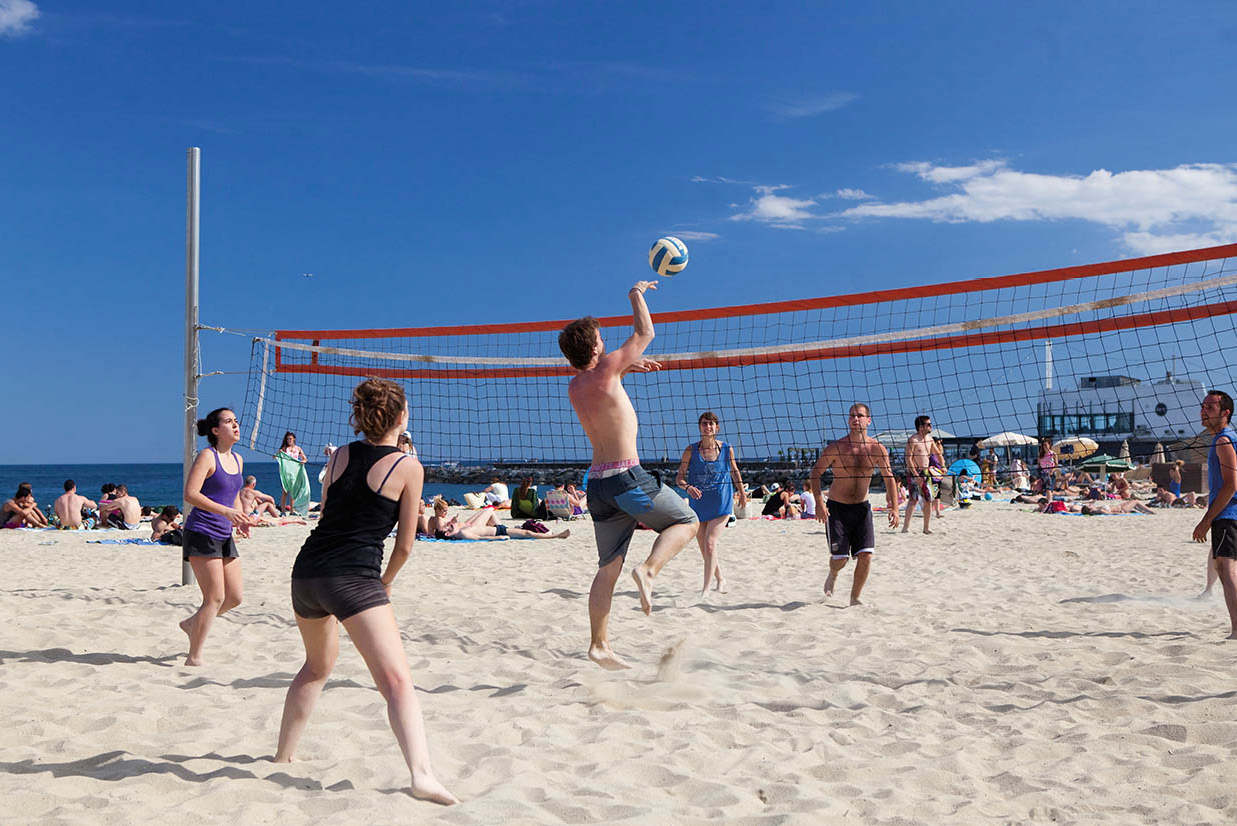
[676,411,748,597]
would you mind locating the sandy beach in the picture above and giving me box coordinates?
[2,502,1234,824]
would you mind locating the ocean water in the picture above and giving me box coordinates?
[0,463,546,511]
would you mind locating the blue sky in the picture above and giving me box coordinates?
[2,0,1235,463]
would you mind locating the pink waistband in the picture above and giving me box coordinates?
[589,458,639,473]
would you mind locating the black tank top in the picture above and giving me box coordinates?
[293,441,406,579]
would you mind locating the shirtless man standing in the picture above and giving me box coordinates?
[902,414,934,535]
[98,484,142,530]
[54,480,97,529]
[559,280,699,670]
[810,403,899,605]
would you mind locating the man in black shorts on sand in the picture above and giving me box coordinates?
[559,280,699,670]
[809,403,899,606]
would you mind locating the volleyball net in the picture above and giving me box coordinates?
[240,244,1237,472]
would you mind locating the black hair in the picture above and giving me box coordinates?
[196,407,234,447]
[15,483,32,498]
[280,431,297,449]
[1206,390,1234,425]
[101,483,115,495]
[64,479,75,492]
[914,414,931,430]
[160,505,180,519]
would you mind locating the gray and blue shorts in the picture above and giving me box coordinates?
[587,465,697,567]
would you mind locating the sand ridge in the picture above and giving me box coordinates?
[1,502,1235,824]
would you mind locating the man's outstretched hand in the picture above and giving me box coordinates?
[621,357,662,377]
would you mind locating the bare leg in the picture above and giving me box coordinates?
[850,553,872,605]
[507,528,570,539]
[588,556,630,670]
[218,557,243,614]
[901,495,914,533]
[697,516,727,596]
[180,556,228,666]
[631,521,699,615]
[274,614,339,762]
[1200,548,1219,597]
[823,557,847,597]
[1216,557,1237,639]
[922,496,932,535]
[342,605,458,804]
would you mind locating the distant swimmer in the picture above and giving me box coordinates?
[560,280,699,670]
[902,414,934,535]
[809,403,899,606]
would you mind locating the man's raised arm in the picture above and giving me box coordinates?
[607,281,659,373]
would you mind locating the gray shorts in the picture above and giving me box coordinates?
[586,465,697,567]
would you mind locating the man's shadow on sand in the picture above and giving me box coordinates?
[0,750,352,791]
[0,648,179,667]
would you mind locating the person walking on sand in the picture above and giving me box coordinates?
[1192,390,1237,639]
[274,378,457,805]
[559,280,699,670]
[676,411,748,597]
[180,408,258,666]
[809,403,899,606]
[902,415,934,535]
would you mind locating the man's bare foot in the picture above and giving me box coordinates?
[823,571,837,597]
[631,566,653,616]
[850,598,864,607]
[1227,632,1237,641]
[554,529,570,539]
[409,771,459,805]
[184,655,204,666]
[715,576,728,594]
[900,527,909,533]
[588,643,632,670]
[923,529,933,535]
[1195,589,1214,600]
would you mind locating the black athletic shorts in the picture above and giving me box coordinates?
[826,500,875,559]
[1212,518,1237,560]
[183,527,239,562]
[291,575,390,621]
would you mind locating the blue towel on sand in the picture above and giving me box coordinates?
[88,538,164,545]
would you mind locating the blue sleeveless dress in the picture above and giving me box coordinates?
[687,441,735,522]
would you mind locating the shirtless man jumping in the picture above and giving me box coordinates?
[902,414,934,535]
[560,280,699,670]
[809,403,899,605]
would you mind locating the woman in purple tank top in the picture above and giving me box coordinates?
[179,407,258,666]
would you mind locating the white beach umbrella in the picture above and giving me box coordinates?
[977,431,1038,448]
[1150,442,1166,464]
[1118,439,1130,460]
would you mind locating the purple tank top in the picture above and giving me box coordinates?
[184,447,244,540]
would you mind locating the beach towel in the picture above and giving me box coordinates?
[88,538,164,545]
[277,451,311,517]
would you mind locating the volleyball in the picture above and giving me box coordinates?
[649,236,689,276]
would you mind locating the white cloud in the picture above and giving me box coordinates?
[768,91,858,119]
[840,160,1237,253]
[831,188,872,200]
[730,185,820,229]
[0,0,38,37]
[671,231,720,241]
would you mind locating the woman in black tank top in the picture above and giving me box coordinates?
[274,379,458,806]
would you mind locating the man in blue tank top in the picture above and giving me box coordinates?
[1193,390,1237,640]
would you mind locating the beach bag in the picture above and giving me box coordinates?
[520,519,550,533]
[159,528,184,546]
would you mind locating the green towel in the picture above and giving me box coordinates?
[277,451,311,516]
